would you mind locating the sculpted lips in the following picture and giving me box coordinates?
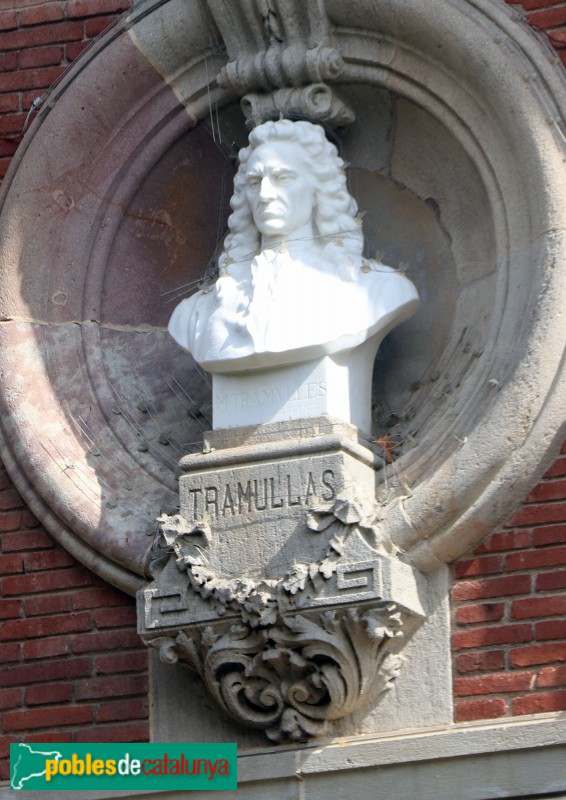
[256,203,285,219]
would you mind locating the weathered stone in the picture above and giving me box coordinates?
[138,421,427,741]
[206,0,355,127]
[0,0,563,609]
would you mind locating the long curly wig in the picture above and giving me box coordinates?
[218,119,364,276]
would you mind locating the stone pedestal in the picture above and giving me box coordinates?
[138,418,453,745]
[212,337,381,432]
[148,563,451,747]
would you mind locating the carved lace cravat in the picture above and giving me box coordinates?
[246,247,288,350]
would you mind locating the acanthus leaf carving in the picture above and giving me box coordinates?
[153,605,404,743]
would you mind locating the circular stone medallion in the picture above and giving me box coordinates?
[0,0,564,591]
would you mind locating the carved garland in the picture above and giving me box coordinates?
[147,489,389,627]
[145,491,409,742]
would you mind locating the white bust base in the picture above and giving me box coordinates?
[212,335,381,432]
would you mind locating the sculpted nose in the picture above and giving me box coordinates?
[259,176,277,201]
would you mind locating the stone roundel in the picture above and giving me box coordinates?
[0,0,564,592]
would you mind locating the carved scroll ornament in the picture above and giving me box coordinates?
[205,0,355,127]
[155,606,404,743]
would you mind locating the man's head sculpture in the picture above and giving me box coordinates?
[218,119,363,275]
[169,118,419,379]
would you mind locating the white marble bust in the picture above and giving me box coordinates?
[168,119,419,375]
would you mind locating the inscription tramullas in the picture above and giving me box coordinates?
[183,469,336,520]
[177,452,377,579]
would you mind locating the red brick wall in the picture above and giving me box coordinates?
[452,440,566,722]
[0,0,147,784]
[0,470,148,782]
[450,0,566,725]
[0,0,131,178]
[0,0,565,776]
[509,0,566,63]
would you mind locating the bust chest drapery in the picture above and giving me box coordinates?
[168,247,418,373]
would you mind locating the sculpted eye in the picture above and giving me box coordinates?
[246,176,261,188]
[274,172,293,183]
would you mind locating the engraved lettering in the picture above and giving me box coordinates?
[188,487,202,519]
[205,486,218,516]
[270,477,284,508]
[322,469,336,501]
[254,479,268,511]
[237,481,254,513]
[184,463,337,521]
[305,472,317,501]
[222,484,235,516]
[287,474,301,506]
[215,382,331,412]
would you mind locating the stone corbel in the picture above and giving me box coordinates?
[138,426,427,743]
[158,605,407,743]
[205,0,355,127]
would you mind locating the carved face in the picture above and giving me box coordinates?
[244,141,315,239]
